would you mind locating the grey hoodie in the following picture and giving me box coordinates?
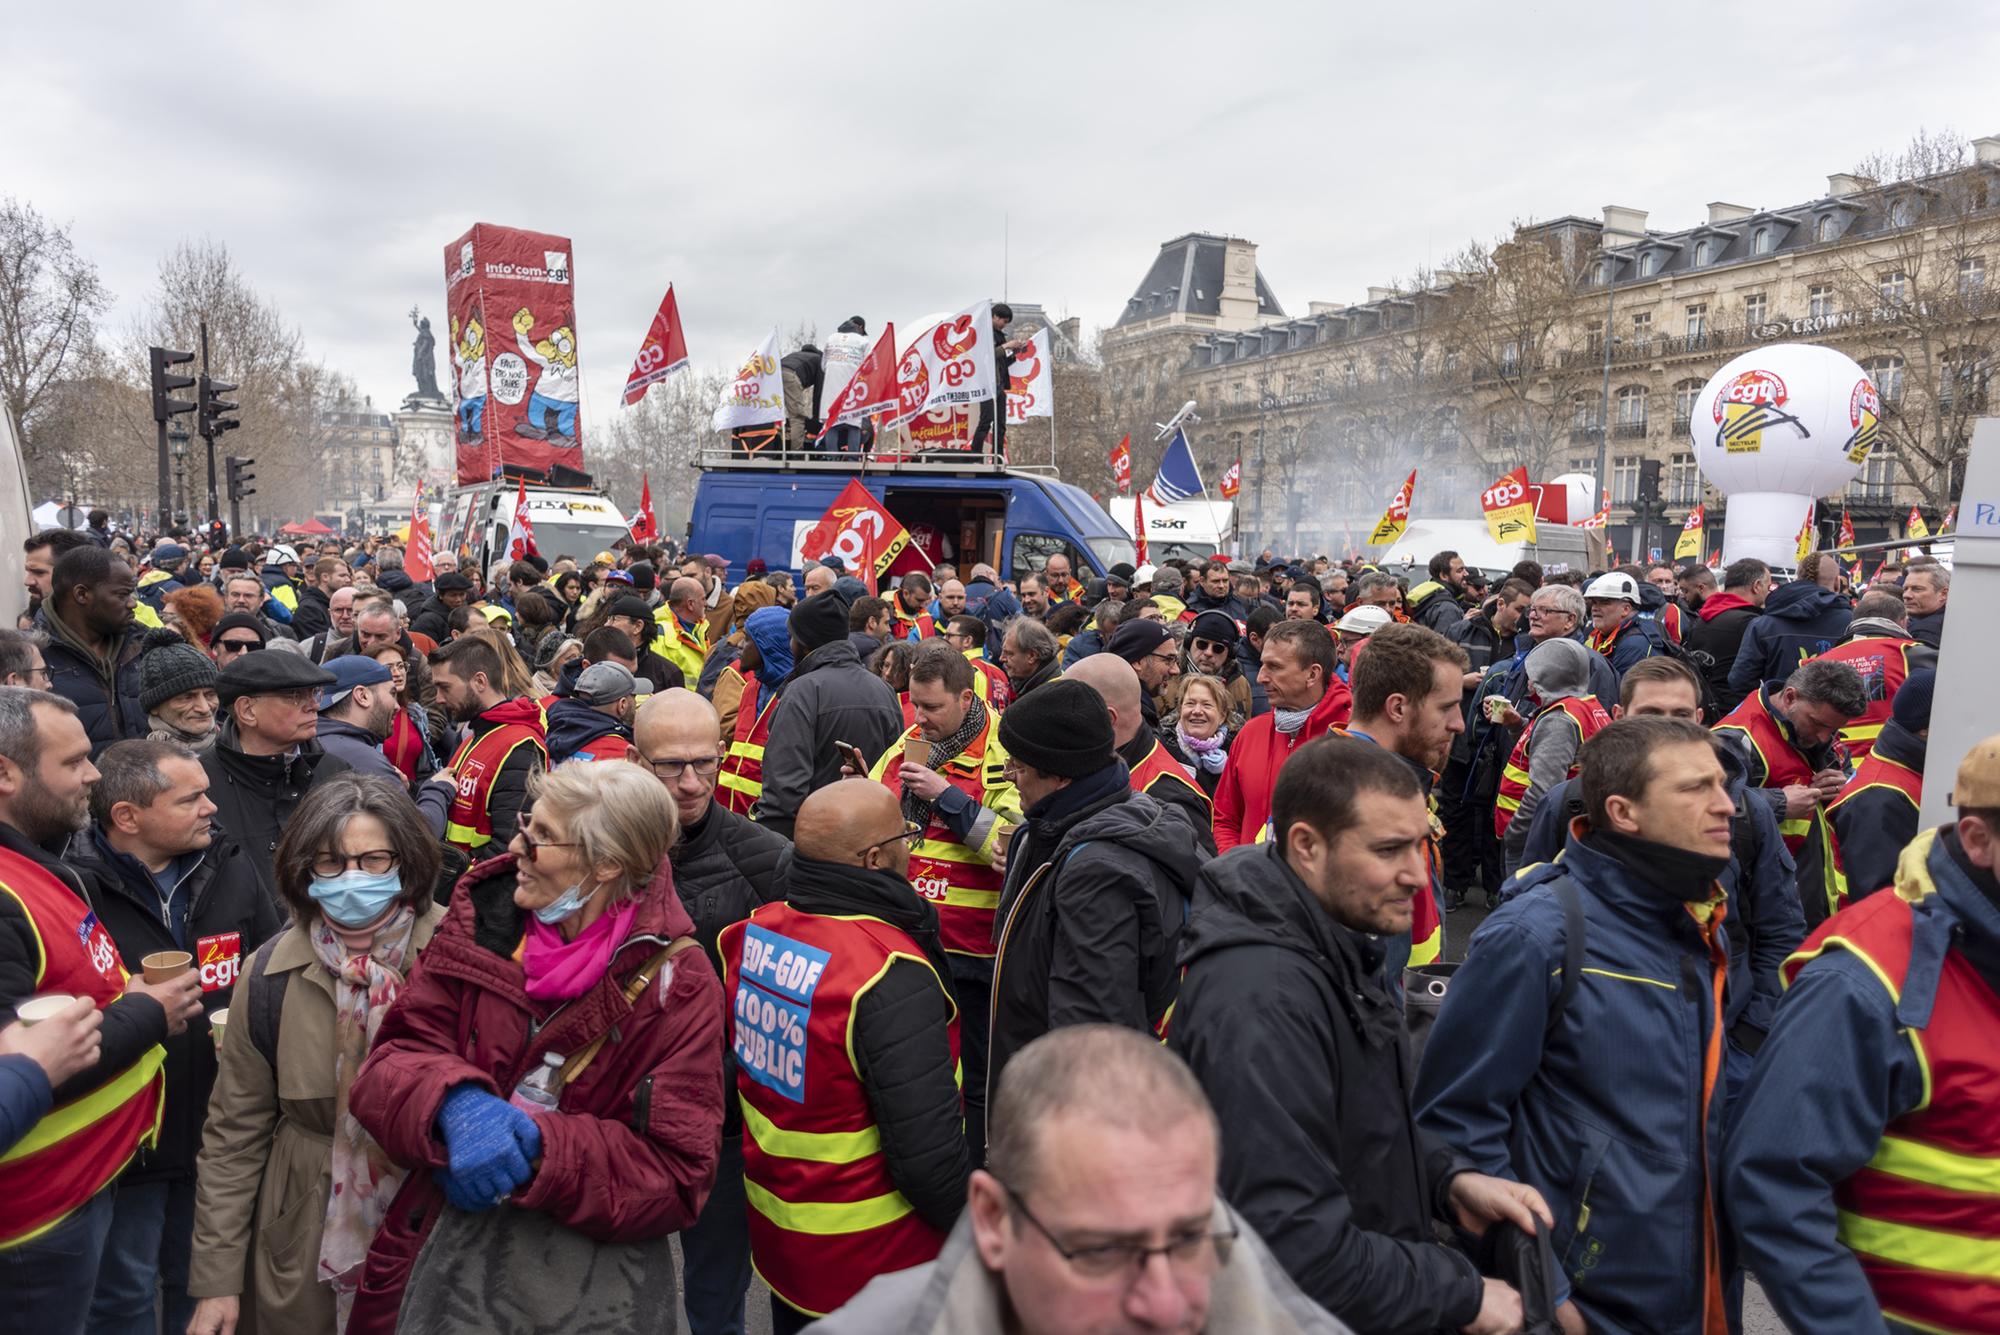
[803,1204,1354,1335]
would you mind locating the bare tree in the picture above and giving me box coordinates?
[0,198,112,484]
[592,366,730,542]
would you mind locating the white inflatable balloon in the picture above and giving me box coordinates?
[1691,343,1878,567]
[1548,471,1597,521]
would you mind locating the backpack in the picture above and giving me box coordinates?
[244,935,291,1070]
[1648,628,1723,724]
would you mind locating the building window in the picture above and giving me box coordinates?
[1694,239,1715,267]
[1344,361,1358,388]
[1673,378,1703,428]
[1616,385,1649,435]
[1848,449,1897,501]
[1612,454,1641,504]
[1669,453,1700,505]
[1941,350,1991,413]
[1879,271,1908,305]
[1864,355,1905,404]
[1891,197,1918,227]
[1816,214,1839,243]
[1960,256,1987,295]
[1685,303,1709,346]
[1630,311,1653,348]
[1569,457,1595,478]
[1744,293,1768,326]
[1596,258,1612,285]
[1499,343,1519,377]
[1808,285,1836,319]
[1571,394,1600,434]
[1753,227,1773,255]
[1639,251,1657,277]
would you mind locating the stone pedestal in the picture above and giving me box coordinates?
[393,400,456,495]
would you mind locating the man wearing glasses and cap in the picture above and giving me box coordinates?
[720,779,969,1334]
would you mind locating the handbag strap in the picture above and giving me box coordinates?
[558,937,700,1087]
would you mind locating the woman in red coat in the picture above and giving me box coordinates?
[346,760,726,1335]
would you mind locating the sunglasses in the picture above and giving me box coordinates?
[215,638,262,655]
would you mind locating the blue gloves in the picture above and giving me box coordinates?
[435,1084,542,1212]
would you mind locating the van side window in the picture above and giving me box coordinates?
[1011,534,1084,584]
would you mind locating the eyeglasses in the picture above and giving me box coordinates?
[22,664,52,686]
[857,822,924,857]
[639,754,722,779]
[518,828,580,862]
[1147,648,1180,666]
[1526,607,1573,619]
[257,688,320,709]
[215,638,261,655]
[1002,1186,1237,1282]
[310,850,399,877]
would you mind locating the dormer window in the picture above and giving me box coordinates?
[1694,239,1715,267]
[1639,251,1657,277]
[1816,214,1839,243]
[1753,227,1773,255]
[1891,197,1918,227]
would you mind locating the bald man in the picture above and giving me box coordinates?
[634,689,789,1334]
[1068,654,1215,854]
[803,564,837,598]
[653,577,712,685]
[718,778,972,1332]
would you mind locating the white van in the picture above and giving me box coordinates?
[1372,518,1599,581]
[441,481,633,570]
[1105,496,1236,564]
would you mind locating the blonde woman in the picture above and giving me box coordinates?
[1163,673,1239,799]
[346,761,725,1335]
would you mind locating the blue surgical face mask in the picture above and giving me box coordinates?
[533,880,601,926]
[308,867,404,929]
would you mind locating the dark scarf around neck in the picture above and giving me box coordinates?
[1584,828,1729,904]
[903,696,989,831]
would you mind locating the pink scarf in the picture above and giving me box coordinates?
[522,900,637,1000]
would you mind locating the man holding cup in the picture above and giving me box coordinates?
[0,688,202,1335]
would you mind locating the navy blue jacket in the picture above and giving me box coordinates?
[1724,827,1996,1334]
[1515,747,1803,1042]
[1415,834,1737,1334]
[0,1054,51,1159]
[1593,611,1670,684]
[1059,626,1103,670]
[1728,582,1852,700]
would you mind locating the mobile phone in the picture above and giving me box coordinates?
[834,740,869,774]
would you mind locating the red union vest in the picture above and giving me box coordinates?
[1809,636,1918,761]
[1819,749,1924,913]
[888,607,935,642]
[964,650,1010,711]
[719,904,961,1319]
[1129,738,1210,818]
[1783,886,2000,1332]
[565,733,632,765]
[0,847,165,1249]
[1494,695,1612,837]
[443,704,548,855]
[1714,691,1819,856]
[869,714,1020,957]
[719,678,779,817]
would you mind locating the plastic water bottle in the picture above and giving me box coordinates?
[508,1052,564,1117]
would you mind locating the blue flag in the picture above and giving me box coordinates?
[1145,428,1207,505]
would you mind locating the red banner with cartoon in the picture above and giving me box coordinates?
[445,223,584,484]
[799,479,911,581]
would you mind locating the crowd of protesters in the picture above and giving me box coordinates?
[0,508,1987,1335]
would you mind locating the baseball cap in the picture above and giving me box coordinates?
[573,662,638,706]
[318,655,394,710]
[1951,733,2000,808]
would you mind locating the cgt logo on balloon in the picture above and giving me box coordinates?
[1712,369,1805,454]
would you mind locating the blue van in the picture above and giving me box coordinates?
[684,445,1136,586]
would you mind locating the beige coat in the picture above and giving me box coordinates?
[187,904,447,1332]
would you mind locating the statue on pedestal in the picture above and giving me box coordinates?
[406,305,446,408]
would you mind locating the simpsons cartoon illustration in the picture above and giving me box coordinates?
[453,314,488,443]
[513,306,579,441]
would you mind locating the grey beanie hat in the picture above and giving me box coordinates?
[138,628,220,712]
[1524,636,1593,702]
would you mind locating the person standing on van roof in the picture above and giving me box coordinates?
[969,304,1029,461]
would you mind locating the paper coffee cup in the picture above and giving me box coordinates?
[903,736,930,767]
[142,950,193,983]
[209,1008,229,1045]
[16,994,77,1026]
[1481,696,1512,724]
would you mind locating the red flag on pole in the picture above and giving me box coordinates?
[1109,435,1132,494]
[628,473,658,544]
[506,477,540,560]
[406,479,434,582]
[1133,488,1150,566]
[1706,548,1721,569]
[622,286,690,406]
[1837,508,1856,549]
[1220,459,1242,501]
[798,479,910,582]
[817,324,899,441]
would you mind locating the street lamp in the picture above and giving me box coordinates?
[168,423,191,527]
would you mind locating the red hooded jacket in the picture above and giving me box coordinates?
[345,855,725,1335]
[1212,679,1353,851]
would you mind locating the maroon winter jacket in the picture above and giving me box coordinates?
[345,855,726,1335]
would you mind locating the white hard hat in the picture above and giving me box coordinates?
[1335,605,1393,637]
[1134,563,1157,584]
[265,544,301,566]
[1583,571,1643,605]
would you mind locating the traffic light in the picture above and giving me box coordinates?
[1637,458,1664,505]
[226,455,256,502]
[149,347,197,424]
[198,375,240,440]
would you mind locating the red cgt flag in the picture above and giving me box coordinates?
[1109,435,1132,493]
[1133,488,1149,566]
[406,479,433,582]
[1837,508,1855,549]
[817,324,899,441]
[799,478,910,581]
[1220,459,1242,501]
[629,473,659,543]
[506,477,540,560]
[623,285,690,406]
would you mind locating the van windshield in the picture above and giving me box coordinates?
[531,521,634,562]
[1087,535,1137,571]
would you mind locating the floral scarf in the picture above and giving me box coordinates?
[1176,722,1231,774]
[308,906,418,1330]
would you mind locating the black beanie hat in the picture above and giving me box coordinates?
[211,612,269,646]
[790,593,847,655]
[138,628,219,712]
[998,679,1115,779]
[1107,618,1172,664]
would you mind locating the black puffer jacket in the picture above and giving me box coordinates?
[408,594,455,644]
[290,585,331,640]
[672,802,789,986]
[1171,842,1483,1334]
[987,767,1202,1113]
[752,640,903,839]
[40,608,147,756]
[200,719,353,903]
[66,824,281,1183]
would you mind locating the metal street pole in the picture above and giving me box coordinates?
[1594,264,1617,536]
[201,321,220,523]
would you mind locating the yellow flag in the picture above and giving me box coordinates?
[1368,470,1417,546]
[1906,505,1930,541]
[1481,467,1538,545]
[1795,501,1817,563]
[1674,504,1704,562]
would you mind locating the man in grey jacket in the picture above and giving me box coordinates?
[806,1025,1354,1335]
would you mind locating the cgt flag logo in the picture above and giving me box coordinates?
[800,479,911,580]
[1369,470,1417,546]
[1481,466,1537,545]
[1712,369,1804,455]
[197,932,243,993]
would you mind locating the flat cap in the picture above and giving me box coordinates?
[217,648,335,706]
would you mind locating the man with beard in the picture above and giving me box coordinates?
[311,655,402,780]
[416,635,547,860]
[1405,550,1471,632]
[21,529,92,624]
[1105,618,1180,725]
[1164,611,1255,721]
[40,547,148,755]
[0,690,202,1331]
[889,573,937,642]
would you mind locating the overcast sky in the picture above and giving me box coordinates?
[11,2,1999,442]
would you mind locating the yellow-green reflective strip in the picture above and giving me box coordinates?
[741,1098,882,1164]
[1837,1210,2000,1280]
[1,1045,163,1162]
[744,1177,913,1235]
[729,743,766,761]
[1869,1135,2000,1195]
[443,821,486,847]
[1780,818,1811,837]
[719,773,760,794]
[1579,967,1677,991]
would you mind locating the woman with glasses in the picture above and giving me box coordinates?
[343,760,725,1335]
[369,643,439,786]
[186,775,448,1335]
